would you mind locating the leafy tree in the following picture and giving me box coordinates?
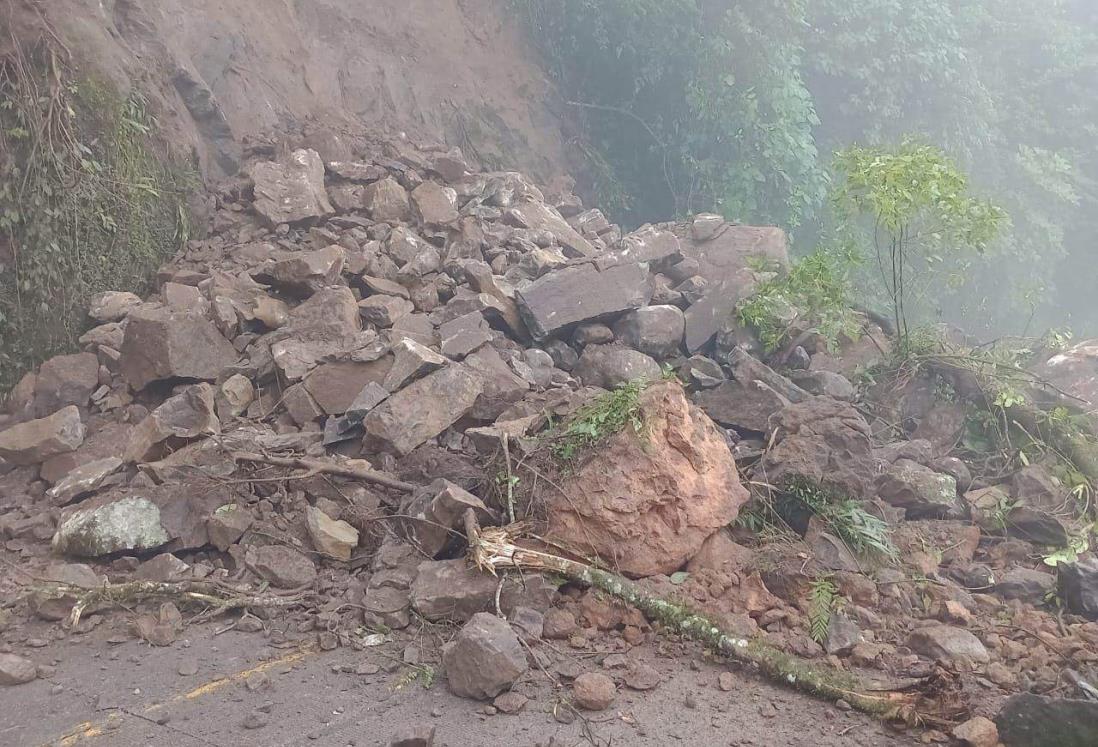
[832,142,1005,347]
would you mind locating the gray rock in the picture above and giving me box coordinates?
[691,213,725,241]
[995,568,1056,604]
[304,359,393,415]
[384,339,447,392]
[120,308,237,390]
[249,546,317,588]
[358,295,414,328]
[442,612,527,700]
[388,724,436,747]
[399,479,495,558]
[125,383,220,463]
[52,494,170,557]
[877,460,961,519]
[439,312,492,360]
[597,226,681,269]
[364,365,483,455]
[824,613,862,655]
[613,305,686,359]
[462,347,531,422]
[1058,557,1098,620]
[574,323,614,348]
[88,291,142,323]
[305,506,359,561]
[906,624,989,664]
[411,181,459,226]
[253,246,345,298]
[0,406,85,466]
[34,352,100,417]
[693,381,787,434]
[543,340,579,371]
[505,200,596,258]
[0,654,37,686]
[46,457,123,505]
[363,177,410,223]
[516,263,649,341]
[996,694,1098,747]
[250,149,334,226]
[789,370,856,401]
[681,355,725,389]
[572,345,661,389]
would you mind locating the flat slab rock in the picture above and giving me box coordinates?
[516,262,649,341]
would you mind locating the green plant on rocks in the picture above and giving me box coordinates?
[548,379,647,463]
[0,39,196,390]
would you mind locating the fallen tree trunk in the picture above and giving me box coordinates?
[464,513,912,719]
[233,452,417,493]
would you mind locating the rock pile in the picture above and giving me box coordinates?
[2,133,1097,745]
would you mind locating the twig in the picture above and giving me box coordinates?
[233,452,417,493]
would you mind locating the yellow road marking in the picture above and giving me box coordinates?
[45,646,316,746]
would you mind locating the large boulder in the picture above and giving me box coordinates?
[33,352,100,417]
[693,380,788,434]
[516,262,649,341]
[0,406,85,465]
[442,612,527,700]
[250,149,334,226]
[547,381,749,577]
[505,199,596,258]
[996,694,1098,747]
[364,365,484,455]
[252,246,345,298]
[757,397,875,500]
[120,308,237,390]
[876,460,962,519]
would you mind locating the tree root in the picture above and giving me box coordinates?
[232,452,417,493]
[464,512,919,719]
[33,580,310,628]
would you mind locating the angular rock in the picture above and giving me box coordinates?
[0,654,37,686]
[462,346,530,422]
[388,725,436,747]
[691,213,725,241]
[876,460,961,519]
[133,553,191,582]
[683,268,760,353]
[681,355,726,389]
[120,308,237,390]
[411,559,555,623]
[953,716,999,747]
[906,624,989,664]
[516,262,649,341]
[206,504,253,551]
[358,295,414,328]
[250,149,333,226]
[52,494,170,557]
[597,226,681,268]
[34,352,100,417]
[996,694,1098,747]
[995,568,1056,604]
[304,358,393,415]
[282,383,324,425]
[687,531,756,575]
[411,181,459,226]
[362,275,410,300]
[364,365,483,455]
[1058,557,1098,620]
[88,291,142,323]
[305,506,359,561]
[824,613,863,655]
[505,200,595,258]
[548,381,748,577]
[440,312,493,360]
[46,456,122,505]
[613,305,685,359]
[572,344,661,390]
[383,338,447,392]
[253,246,345,298]
[693,380,788,434]
[249,545,317,588]
[758,397,875,500]
[363,177,410,223]
[0,406,85,466]
[125,383,220,463]
[399,479,495,558]
[219,374,255,417]
[443,613,527,700]
[788,370,856,401]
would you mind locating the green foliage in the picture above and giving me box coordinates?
[785,479,897,561]
[0,43,195,390]
[832,141,1005,347]
[513,0,826,228]
[738,245,862,353]
[549,379,646,463]
[807,577,839,645]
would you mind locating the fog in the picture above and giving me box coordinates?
[517,0,1098,340]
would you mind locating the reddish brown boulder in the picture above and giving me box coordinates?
[120,308,237,390]
[33,352,100,417]
[0,406,85,465]
[547,381,748,577]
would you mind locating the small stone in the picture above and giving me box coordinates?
[718,672,735,692]
[388,724,436,747]
[493,692,528,714]
[624,663,661,691]
[305,506,359,561]
[542,608,578,640]
[952,716,999,747]
[242,712,269,730]
[906,624,989,665]
[572,672,616,711]
[177,660,199,676]
[0,654,37,686]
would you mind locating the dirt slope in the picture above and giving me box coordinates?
[10,0,571,181]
